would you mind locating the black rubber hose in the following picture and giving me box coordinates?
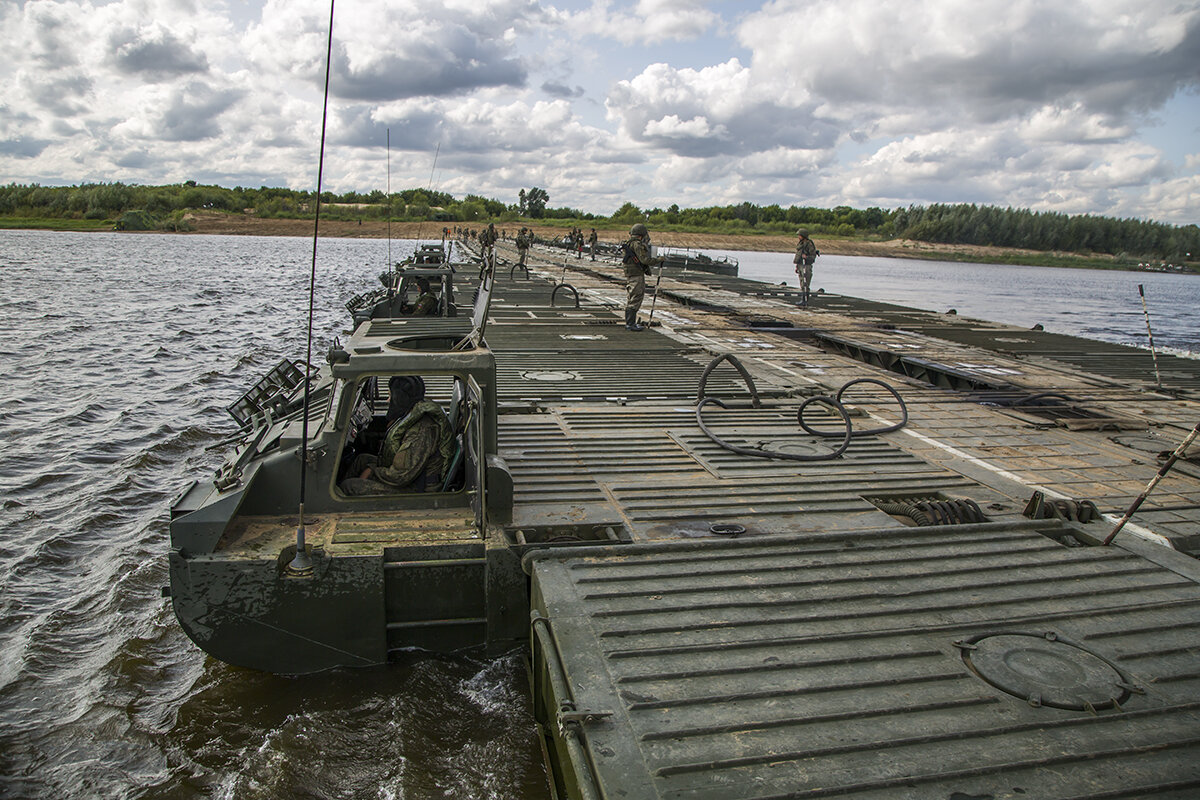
[697,396,852,462]
[697,353,762,408]
[799,378,908,438]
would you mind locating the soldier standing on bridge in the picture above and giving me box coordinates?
[516,227,530,267]
[794,228,818,305]
[480,222,498,253]
[621,223,663,331]
[588,228,598,261]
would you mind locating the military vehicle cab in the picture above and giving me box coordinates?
[168,271,522,674]
[346,243,461,327]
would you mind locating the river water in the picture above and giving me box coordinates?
[1,229,1197,800]
[0,230,548,799]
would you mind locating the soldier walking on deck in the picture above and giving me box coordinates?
[794,228,818,305]
[516,227,530,266]
[588,228,598,260]
[622,223,663,331]
[480,222,498,253]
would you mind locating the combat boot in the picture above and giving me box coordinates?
[625,310,644,331]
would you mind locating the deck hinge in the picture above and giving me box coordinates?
[558,708,613,737]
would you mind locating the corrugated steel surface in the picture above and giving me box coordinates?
[492,351,752,401]
[529,524,1200,799]
[499,405,979,535]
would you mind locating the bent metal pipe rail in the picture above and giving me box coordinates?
[1103,421,1200,545]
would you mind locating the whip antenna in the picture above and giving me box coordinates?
[412,143,440,246]
[289,0,337,577]
[427,142,440,191]
[387,128,392,273]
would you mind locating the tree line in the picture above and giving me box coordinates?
[1,181,1195,260]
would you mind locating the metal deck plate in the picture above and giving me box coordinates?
[529,524,1200,799]
[500,404,980,537]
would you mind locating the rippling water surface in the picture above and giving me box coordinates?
[0,230,549,799]
[3,230,1198,800]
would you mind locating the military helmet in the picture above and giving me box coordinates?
[797,228,809,237]
[630,223,649,237]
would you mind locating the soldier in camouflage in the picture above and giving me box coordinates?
[794,228,818,304]
[339,376,455,495]
[622,223,663,331]
[409,277,437,316]
[480,222,498,251]
[515,227,530,266]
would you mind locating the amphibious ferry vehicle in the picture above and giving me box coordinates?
[168,235,1200,798]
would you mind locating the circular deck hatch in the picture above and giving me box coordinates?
[958,631,1139,710]
[522,370,579,381]
[771,442,824,456]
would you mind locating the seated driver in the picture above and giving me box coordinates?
[339,376,454,495]
[409,277,437,316]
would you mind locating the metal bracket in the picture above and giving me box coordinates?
[297,446,325,466]
[557,708,613,736]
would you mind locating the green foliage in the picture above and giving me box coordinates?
[159,210,195,232]
[891,203,1199,260]
[116,210,157,230]
[1,181,1195,261]
[521,187,549,218]
[610,202,643,224]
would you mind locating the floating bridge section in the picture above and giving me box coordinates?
[478,239,1200,799]
[527,524,1200,799]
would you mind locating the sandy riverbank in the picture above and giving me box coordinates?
[176,212,1083,264]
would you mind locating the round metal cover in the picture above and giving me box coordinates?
[770,441,823,456]
[521,370,579,381]
[959,631,1137,710]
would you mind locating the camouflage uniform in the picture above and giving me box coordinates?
[622,233,662,330]
[588,229,598,260]
[410,290,437,316]
[340,400,454,495]
[794,231,818,303]
[516,229,529,266]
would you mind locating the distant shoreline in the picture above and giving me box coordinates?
[3,212,1191,272]
[170,214,1162,271]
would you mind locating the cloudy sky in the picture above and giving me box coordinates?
[2,0,1198,223]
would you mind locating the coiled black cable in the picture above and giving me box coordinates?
[695,354,908,463]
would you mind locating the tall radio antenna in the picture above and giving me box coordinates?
[288,0,337,576]
[387,128,392,270]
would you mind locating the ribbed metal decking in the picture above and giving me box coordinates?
[528,524,1200,799]
[461,241,1200,798]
